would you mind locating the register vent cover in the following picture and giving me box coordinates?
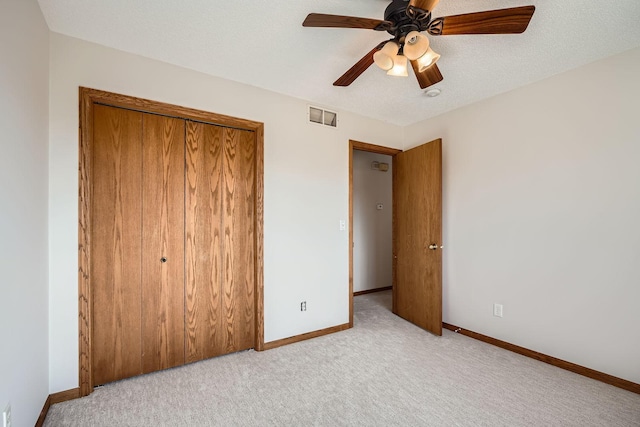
[308,106,338,128]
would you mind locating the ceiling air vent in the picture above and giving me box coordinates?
[308,106,338,128]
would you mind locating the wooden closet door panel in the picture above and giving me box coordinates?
[141,114,186,373]
[222,128,255,353]
[185,121,224,363]
[92,105,143,385]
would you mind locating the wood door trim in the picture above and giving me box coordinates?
[79,87,265,396]
[443,323,640,395]
[81,88,261,131]
[254,124,265,351]
[349,140,402,326]
[351,140,402,156]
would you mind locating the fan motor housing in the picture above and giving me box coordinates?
[384,0,432,40]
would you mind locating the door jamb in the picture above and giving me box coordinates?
[79,87,265,396]
[349,140,402,326]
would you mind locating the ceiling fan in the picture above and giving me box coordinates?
[302,0,535,89]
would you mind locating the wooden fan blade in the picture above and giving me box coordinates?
[334,43,385,87]
[410,61,443,89]
[303,13,390,30]
[429,6,535,36]
[409,0,440,13]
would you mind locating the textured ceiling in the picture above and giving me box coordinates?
[38,0,640,126]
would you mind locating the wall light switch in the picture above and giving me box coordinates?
[493,303,503,318]
[339,220,346,231]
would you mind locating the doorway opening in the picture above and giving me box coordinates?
[349,140,401,326]
[352,150,393,295]
[349,138,443,335]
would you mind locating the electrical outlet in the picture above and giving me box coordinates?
[493,303,503,318]
[300,301,307,312]
[2,403,11,427]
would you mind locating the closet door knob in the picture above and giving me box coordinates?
[161,257,167,263]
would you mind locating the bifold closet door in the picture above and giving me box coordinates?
[141,114,186,373]
[91,104,255,384]
[92,106,186,383]
[222,127,256,353]
[92,105,144,385]
[185,121,223,362]
[185,121,255,363]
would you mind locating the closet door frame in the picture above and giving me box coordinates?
[78,87,265,397]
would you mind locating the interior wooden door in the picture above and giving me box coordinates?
[91,105,144,385]
[393,138,443,335]
[141,114,186,373]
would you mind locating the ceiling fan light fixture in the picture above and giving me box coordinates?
[373,41,400,71]
[303,5,537,88]
[416,47,441,73]
[386,54,408,77]
[403,31,430,61]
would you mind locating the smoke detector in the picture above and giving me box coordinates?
[425,88,441,97]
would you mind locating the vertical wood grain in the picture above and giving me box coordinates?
[78,89,93,396]
[141,114,186,373]
[222,128,255,353]
[254,124,265,351]
[91,105,144,385]
[79,88,265,392]
[393,139,442,336]
[185,121,224,362]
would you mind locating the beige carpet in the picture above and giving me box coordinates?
[45,291,640,426]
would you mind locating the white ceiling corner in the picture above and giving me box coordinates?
[37,0,640,126]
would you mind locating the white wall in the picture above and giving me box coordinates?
[0,0,50,425]
[47,33,403,392]
[353,151,393,293]
[46,26,640,393]
[405,47,640,384]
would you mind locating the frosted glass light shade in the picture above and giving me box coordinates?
[403,31,430,61]
[373,41,399,71]
[416,47,441,72]
[386,55,408,77]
